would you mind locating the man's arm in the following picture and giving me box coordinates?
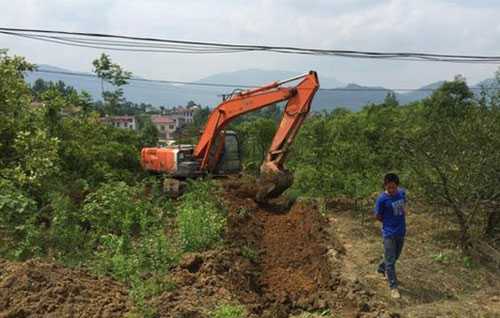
[400,188,409,215]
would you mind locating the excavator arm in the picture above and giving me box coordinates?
[194,71,320,201]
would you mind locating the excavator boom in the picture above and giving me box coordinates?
[195,71,320,201]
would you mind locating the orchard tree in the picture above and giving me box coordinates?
[402,77,500,250]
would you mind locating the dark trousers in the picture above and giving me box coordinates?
[377,235,405,289]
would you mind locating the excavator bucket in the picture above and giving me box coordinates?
[255,169,294,203]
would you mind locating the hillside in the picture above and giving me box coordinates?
[397,81,445,105]
[316,84,392,111]
[197,68,345,88]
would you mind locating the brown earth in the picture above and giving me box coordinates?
[0,259,131,318]
[152,177,395,317]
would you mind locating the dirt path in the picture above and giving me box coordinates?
[327,203,500,318]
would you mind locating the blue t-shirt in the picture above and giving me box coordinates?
[374,189,406,238]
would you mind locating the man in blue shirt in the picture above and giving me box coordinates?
[374,173,406,299]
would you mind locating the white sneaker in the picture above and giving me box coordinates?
[391,288,401,299]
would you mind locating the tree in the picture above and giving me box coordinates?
[233,118,277,172]
[92,53,132,115]
[383,91,399,107]
[138,117,159,147]
[186,100,197,108]
[402,77,500,250]
[193,106,210,128]
[0,50,34,168]
[32,78,48,97]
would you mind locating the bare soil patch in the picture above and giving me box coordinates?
[0,259,131,318]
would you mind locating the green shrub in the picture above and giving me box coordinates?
[82,181,161,239]
[91,230,179,318]
[48,193,92,264]
[90,232,177,280]
[177,181,226,252]
[0,179,37,238]
[0,179,42,259]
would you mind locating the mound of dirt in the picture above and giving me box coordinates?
[151,248,262,318]
[0,259,131,318]
[153,177,393,317]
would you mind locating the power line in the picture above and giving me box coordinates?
[3,27,500,63]
[31,68,484,92]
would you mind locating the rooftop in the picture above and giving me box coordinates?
[151,115,175,124]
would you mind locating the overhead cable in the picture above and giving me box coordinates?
[2,27,500,63]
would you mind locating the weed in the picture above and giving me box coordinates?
[128,274,175,318]
[318,198,328,217]
[211,303,246,318]
[236,207,249,217]
[462,256,474,269]
[240,245,258,262]
[431,251,451,264]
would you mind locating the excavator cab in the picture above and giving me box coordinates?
[211,131,242,175]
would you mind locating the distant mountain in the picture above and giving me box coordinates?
[197,69,344,89]
[397,81,444,104]
[26,65,101,97]
[316,83,393,111]
[26,65,488,111]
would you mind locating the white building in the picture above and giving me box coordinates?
[168,106,198,127]
[151,115,177,140]
[101,115,137,130]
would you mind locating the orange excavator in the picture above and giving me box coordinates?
[140,71,320,202]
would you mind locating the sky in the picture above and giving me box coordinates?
[1,0,500,88]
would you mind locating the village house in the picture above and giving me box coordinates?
[151,115,176,141]
[165,105,199,128]
[100,115,137,130]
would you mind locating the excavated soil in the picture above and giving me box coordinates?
[0,259,131,318]
[153,177,393,318]
[0,176,394,318]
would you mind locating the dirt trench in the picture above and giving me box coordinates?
[154,177,391,318]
